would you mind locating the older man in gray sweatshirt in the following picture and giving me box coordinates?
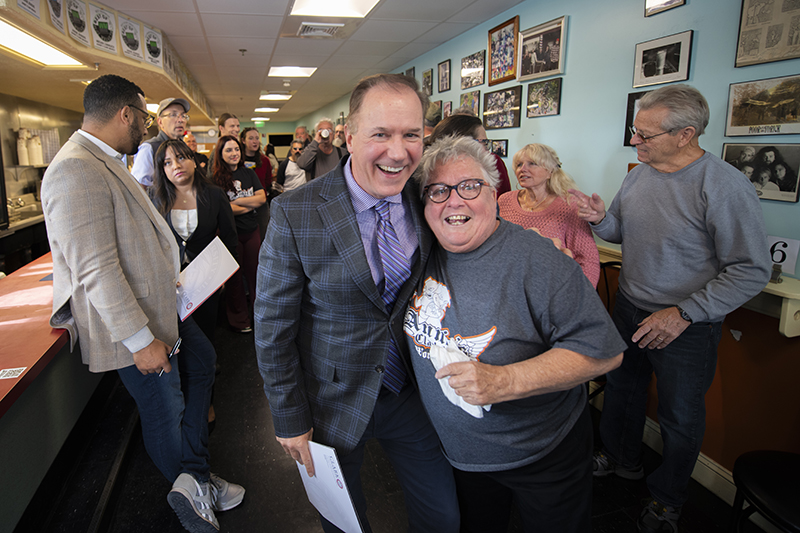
[571,84,770,533]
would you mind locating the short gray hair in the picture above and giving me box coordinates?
[638,84,709,137]
[315,117,334,131]
[415,135,499,196]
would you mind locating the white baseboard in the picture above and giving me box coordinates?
[589,385,780,533]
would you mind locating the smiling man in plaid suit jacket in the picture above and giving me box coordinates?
[255,74,459,533]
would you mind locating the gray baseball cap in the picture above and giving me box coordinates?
[156,97,190,117]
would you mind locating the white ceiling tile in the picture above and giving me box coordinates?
[195,0,289,16]
[371,0,474,21]
[416,22,478,44]
[200,14,284,37]
[102,0,197,12]
[207,37,276,54]
[350,20,438,42]
[337,40,406,56]
[448,0,525,23]
[122,11,203,35]
[273,37,346,56]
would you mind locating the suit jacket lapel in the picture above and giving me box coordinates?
[392,181,431,320]
[69,133,180,273]
[316,164,386,311]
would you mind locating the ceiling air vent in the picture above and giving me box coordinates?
[297,22,344,38]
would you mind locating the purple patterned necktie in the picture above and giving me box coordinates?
[375,200,411,393]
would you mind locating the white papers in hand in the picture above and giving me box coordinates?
[176,236,239,321]
[428,339,492,418]
[297,442,363,533]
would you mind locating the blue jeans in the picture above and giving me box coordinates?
[117,316,216,483]
[599,292,721,507]
[320,386,460,533]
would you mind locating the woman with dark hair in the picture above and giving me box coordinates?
[211,135,266,333]
[264,142,279,179]
[151,139,237,342]
[240,127,272,237]
[427,114,511,195]
[772,160,797,192]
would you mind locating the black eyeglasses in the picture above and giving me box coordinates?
[423,179,488,203]
[129,104,154,128]
[629,126,675,143]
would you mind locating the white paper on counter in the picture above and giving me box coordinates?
[176,236,238,321]
[297,442,363,533]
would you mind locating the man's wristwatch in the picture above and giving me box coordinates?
[676,306,692,324]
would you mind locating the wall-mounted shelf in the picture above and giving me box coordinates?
[598,246,800,338]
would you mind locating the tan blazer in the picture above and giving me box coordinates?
[42,132,180,373]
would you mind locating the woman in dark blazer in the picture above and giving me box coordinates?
[151,139,237,344]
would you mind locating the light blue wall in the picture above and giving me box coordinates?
[298,0,800,275]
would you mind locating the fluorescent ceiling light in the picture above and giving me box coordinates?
[146,103,159,114]
[250,118,270,122]
[291,0,379,18]
[254,107,279,113]
[0,19,83,66]
[269,66,317,77]
[260,93,292,101]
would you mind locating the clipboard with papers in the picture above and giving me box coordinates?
[176,236,239,321]
[297,442,363,533]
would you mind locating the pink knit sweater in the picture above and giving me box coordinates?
[498,191,600,287]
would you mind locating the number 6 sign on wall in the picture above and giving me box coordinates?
[767,236,800,277]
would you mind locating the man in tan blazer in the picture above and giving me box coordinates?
[41,74,242,533]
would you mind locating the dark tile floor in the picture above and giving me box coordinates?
[28,323,765,533]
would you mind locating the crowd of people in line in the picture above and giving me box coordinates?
[41,71,770,533]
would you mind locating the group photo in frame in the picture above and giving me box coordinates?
[722,143,800,202]
[483,85,522,130]
[421,68,433,96]
[735,0,800,67]
[526,77,562,118]
[488,16,519,86]
[725,74,800,136]
[491,140,508,158]
[645,0,685,17]
[438,59,451,93]
[624,90,652,146]
[518,16,567,82]
[461,50,485,89]
[632,30,693,88]
[460,90,481,116]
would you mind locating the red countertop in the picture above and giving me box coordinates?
[0,253,68,418]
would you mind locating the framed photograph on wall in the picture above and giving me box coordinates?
[722,143,800,202]
[429,100,442,123]
[483,85,522,130]
[624,90,652,146]
[422,68,433,96]
[405,67,415,79]
[725,74,800,136]
[443,101,452,118]
[438,59,451,93]
[461,50,485,89]
[460,90,481,117]
[491,140,508,158]
[526,77,562,118]
[518,16,567,82]
[645,0,685,17]
[488,16,519,86]
[735,0,800,67]
[632,30,692,88]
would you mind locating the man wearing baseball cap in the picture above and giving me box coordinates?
[131,97,190,188]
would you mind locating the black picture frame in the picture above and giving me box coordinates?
[405,67,415,79]
[735,0,800,67]
[722,143,800,202]
[483,85,522,130]
[491,140,508,157]
[526,78,562,118]
[633,30,692,88]
[461,50,485,90]
[438,59,451,93]
[624,90,652,146]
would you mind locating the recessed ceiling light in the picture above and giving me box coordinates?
[254,107,279,113]
[290,0,379,18]
[0,19,83,66]
[269,66,317,77]
[260,93,293,101]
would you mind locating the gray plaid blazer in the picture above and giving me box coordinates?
[255,158,432,454]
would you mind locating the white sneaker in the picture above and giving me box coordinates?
[167,473,219,533]
[210,473,246,511]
